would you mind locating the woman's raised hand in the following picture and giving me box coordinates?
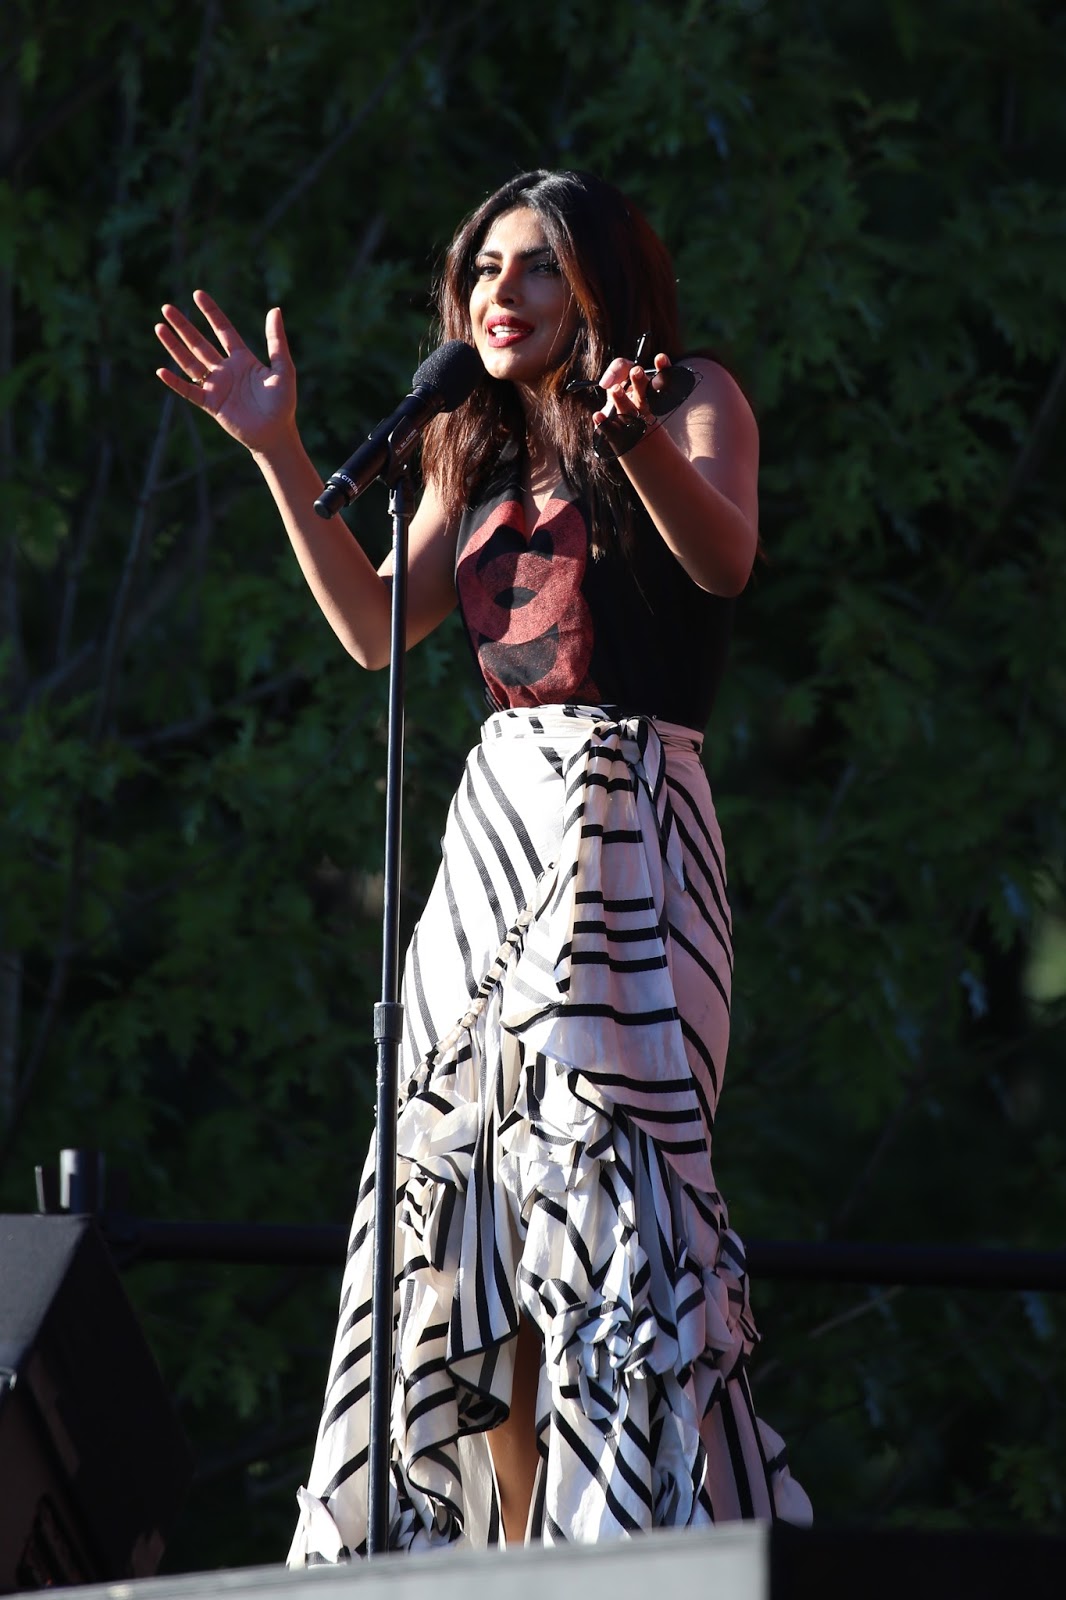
[155,290,296,454]
[592,350,671,427]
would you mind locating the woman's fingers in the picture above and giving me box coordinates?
[598,356,633,392]
[626,363,649,410]
[154,361,211,409]
[590,351,674,432]
[153,290,297,451]
[597,361,649,417]
[648,352,675,402]
[157,301,222,373]
[595,354,675,419]
[154,317,210,386]
[263,304,293,375]
[156,290,255,377]
[154,291,287,421]
[192,289,251,358]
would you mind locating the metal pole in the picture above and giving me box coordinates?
[366,467,413,1556]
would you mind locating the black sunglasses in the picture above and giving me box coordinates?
[565,351,702,460]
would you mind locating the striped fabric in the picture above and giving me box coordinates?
[287,705,811,1562]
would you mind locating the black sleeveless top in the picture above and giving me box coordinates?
[453,453,734,730]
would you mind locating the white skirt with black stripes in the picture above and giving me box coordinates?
[287,704,811,1561]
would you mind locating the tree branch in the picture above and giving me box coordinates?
[55,420,114,668]
[249,20,434,249]
[0,827,87,1161]
[997,340,1066,517]
[0,51,25,704]
[26,468,253,713]
[3,59,120,179]
[763,760,858,931]
[91,393,176,742]
[925,339,1066,627]
[181,395,215,596]
[125,668,307,753]
[169,0,219,280]
[55,54,141,669]
[0,43,25,1130]
[3,691,379,1018]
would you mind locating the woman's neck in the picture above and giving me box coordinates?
[522,431,561,523]
[512,380,565,520]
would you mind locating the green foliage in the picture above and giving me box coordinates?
[1,0,1064,1570]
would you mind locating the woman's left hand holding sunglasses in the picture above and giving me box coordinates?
[592,351,671,430]
[590,351,673,460]
[565,345,700,459]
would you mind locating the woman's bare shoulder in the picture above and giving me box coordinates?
[670,356,759,464]
[679,356,756,422]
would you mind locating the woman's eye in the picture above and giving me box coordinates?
[474,262,497,278]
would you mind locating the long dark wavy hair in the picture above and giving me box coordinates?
[423,169,684,554]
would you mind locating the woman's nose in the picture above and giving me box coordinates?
[492,258,522,300]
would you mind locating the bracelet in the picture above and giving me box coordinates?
[592,411,661,461]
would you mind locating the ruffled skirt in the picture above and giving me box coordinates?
[288,705,810,1561]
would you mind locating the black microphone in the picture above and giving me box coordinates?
[313,340,483,518]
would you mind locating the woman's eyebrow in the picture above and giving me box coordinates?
[474,246,554,261]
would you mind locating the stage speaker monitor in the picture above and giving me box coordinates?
[0,1213,193,1592]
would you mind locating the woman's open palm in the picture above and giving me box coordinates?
[155,290,296,453]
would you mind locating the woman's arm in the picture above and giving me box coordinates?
[596,355,759,597]
[249,428,457,670]
[155,291,457,669]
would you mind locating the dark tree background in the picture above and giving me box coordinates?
[2,0,1064,1570]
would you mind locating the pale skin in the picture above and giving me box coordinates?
[154,205,759,1543]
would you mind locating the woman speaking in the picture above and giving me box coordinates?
[155,167,811,1557]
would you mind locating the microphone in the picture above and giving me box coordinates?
[313,340,483,518]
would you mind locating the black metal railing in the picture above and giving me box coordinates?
[32,1149,1066,1291]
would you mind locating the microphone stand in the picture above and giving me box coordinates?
[366,453,413,1557]
[312,347,480,1553]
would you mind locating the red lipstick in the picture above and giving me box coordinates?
[485,316,534,348]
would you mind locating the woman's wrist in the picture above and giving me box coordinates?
[612,410,680,480]
[249,417,307,473]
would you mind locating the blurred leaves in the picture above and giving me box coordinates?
[0,0,1064,1570]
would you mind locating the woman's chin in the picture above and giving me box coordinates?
[482,351,534,384]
